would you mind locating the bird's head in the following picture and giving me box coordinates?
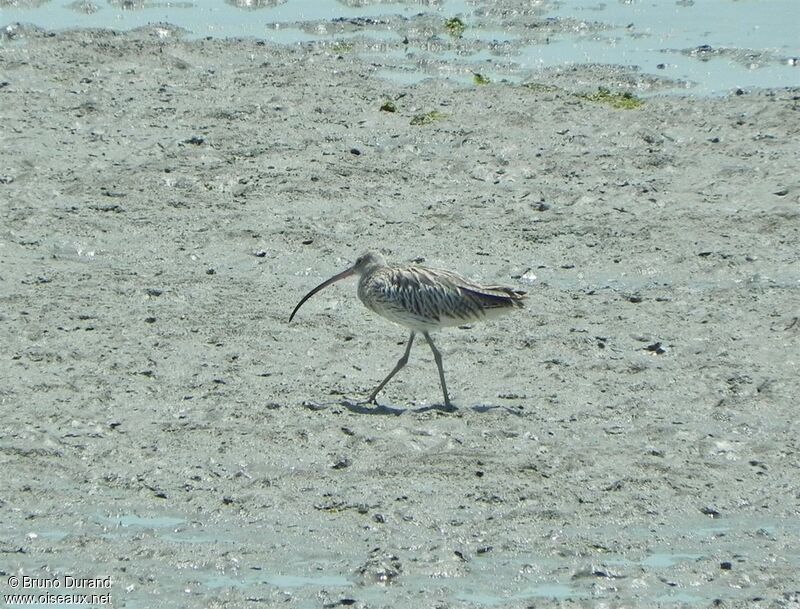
[352,251,385,274]
[289,251,386,322]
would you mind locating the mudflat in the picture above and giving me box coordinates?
[1,25,798,608]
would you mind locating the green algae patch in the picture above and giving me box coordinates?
[410,111,447,125]
[445,17,466,38]
[521,82,559,93]
[331,41,353,54]
[581,87,643,109]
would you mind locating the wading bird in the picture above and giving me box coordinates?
[289,252,525,408]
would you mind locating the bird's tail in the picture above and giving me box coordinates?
[463,286,526,310]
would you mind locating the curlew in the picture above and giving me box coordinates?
[289,252,525,408]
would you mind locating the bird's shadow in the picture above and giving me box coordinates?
[301,399,523,416]
[337,399,521,416]
[340,400,405,416]
[339,400,457,416]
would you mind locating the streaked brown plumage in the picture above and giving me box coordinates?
[289,251,524,407]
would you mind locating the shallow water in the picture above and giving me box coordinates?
[22,509,797,606]
[2,0,798,94]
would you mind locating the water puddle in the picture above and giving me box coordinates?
[453,581,576,604]
[655,591,707,604]
[105,514,185,528]
[202,571,350,589]
[263,573,351,588]
[639,553,702,569]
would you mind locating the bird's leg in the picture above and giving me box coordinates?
[366,331,415,404]
[423,332,452,408]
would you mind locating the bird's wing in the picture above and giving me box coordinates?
[427,268,525,310]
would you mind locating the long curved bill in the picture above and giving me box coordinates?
[289,266,357,322]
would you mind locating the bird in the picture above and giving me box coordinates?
[289,251,525,408]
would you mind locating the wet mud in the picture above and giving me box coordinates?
[1,25,799,609]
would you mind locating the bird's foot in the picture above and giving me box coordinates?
[441,402,457,413]
[440,393,457,412]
